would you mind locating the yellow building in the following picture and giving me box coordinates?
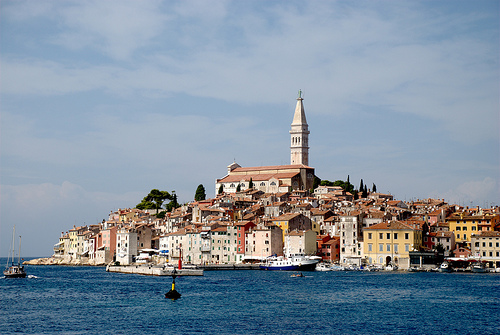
[447,212,499,246]
[363,221,422,269]
[271,213,314,243]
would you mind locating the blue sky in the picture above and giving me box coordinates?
[1,0,498,257]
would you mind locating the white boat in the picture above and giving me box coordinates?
[315,263,332,271]
[439,262,452,273]
[384,264,398,271]
[471,262,487,273]
[3,226,27,278]
[260,254,321,271]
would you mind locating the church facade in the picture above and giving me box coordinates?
[215,92,315,194]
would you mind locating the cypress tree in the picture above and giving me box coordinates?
[194,184,206,201]
[359,179,364,193]
[372,183,377,192]
[218,184,224,195]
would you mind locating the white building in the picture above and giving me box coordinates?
[116,227,137,265]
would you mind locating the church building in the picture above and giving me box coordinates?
[215,91,315,194]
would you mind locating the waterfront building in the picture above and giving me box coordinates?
[339,211,364,265]
[287,229,317,255]
[363,221,423,269]
[245,227,283,261]
[116,226,137,265]
[318,235,340,263]
[428,231,455,256]
[470,231,500,268]
[447,211,499,246]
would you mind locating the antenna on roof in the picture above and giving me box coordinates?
[298,89,303,99]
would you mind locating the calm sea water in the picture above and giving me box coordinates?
[1,259,499,335]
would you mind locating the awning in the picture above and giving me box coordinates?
[139,248,159,253]
[54,241,64,246]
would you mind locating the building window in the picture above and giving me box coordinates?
[405,233,409,240]
[379,244,383,252]
[386,244,391,252]
[368,233,372,240]
[456,227,461,231]
[368,244,373,252]
[387,233,391,239]
[405,244,409,252]
[394,233,398,239]
[394,244,398,253]
[379,233,383,239]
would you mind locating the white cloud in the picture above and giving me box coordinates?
[441,177,499,207]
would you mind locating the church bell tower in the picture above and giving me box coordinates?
[290,90,309,166]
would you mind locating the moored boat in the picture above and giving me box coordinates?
[471,262,487,273]
[315,262,332,271]
[4,226,27,279]
[439,262,452,273]
[260,254,321,271]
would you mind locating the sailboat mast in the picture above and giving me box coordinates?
[18,235,22,265]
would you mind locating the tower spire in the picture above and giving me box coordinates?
[290,90,310,166]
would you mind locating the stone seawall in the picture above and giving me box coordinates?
[106,264,204,276]
[23,257,107,266]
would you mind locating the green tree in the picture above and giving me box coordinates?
[320,180,334,186]
[353,189,359,200]
[313,176,321,190]
[195,184,206,201]
[236,184,241,192]
[136,189,172,214]
[372,183,377,192]
[362,185,368,198]
[359,179,364,193]
[249,178,254,189]
[218,184,224,195]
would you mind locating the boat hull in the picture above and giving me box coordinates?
[260,263,318,271]
[3,266,27,278]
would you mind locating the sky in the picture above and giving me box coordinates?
[1,0,498,257]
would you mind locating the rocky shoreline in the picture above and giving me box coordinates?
[23,257,107,266]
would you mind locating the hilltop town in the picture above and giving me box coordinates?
[30,92,500,271]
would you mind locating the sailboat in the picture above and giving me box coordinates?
[3,226,27,278]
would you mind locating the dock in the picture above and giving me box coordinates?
[106,264,204,276]
[198,264,261,270]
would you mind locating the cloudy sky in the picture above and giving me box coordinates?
[1,0,498,256]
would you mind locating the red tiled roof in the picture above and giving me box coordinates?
[218,172,300,183]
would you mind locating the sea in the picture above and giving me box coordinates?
[1,259,499,335]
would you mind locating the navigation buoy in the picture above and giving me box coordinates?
[165,271,181,300]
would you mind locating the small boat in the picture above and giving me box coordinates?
[315,263,332,271]
[4,226,27,278]
[330,264,345,271]
[290,272,304,277]
[438,262,452,273]
[471,262,487,273]
[260,254,321,271]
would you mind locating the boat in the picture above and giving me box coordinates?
[290,272,304,277]
[260,254,321,271]
[330,264,345,271]
[3,226,27,278]
[471,262,487,273]
[438,262,452,273]
[315,263,332,271]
